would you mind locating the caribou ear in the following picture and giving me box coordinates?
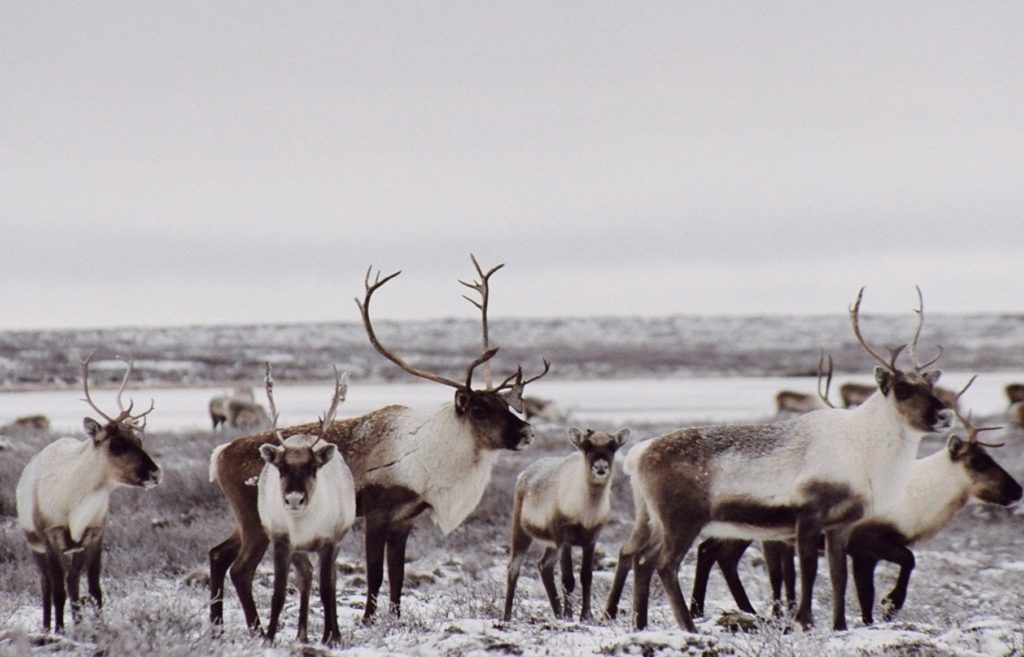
[84,417,105,443]
[874,367,893,396]
[947,434,966,459]
[259,444,284,464]
[502,387,525,414]
[613,428,631,448]
[454,389,471,415]
[922,370,942,385]
[314,443,337,467]
[568,427,585,450]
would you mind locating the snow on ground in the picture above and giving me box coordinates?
[1,415,1022,657]
[2,317,1023,656]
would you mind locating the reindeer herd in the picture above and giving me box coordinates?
[12,258,1024,647]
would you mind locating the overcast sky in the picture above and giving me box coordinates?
[2,2,1022,330]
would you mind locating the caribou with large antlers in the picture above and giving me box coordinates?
[15,354,161,632]
[208,257,549,631]
[605,288,953,632]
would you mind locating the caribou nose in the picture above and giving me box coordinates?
[935,408,955,430]
[516,426,535,450]
[284,492,306,510]
[142,466,162,489]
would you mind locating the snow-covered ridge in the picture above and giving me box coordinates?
[1,313,1022,389]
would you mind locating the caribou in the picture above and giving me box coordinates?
[604,288,952,632]
[689,376,1022,625]
[245,365,355,645]
[503,427,629,622]
[15,354,161,632]
[208,257,549,631]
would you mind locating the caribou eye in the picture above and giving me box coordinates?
[894,383,912,400]
[109,439,127,456]
[470,405,488,420]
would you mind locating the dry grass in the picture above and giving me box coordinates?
[2,420,1023,656]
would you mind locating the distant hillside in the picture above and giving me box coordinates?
[1,313,1022,390]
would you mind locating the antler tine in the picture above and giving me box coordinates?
[113,355,135,415]
[133,399,156,431]
[464,348,500,390]
[491,359,551,393]
[263,363,285,445]
[849,287,898,372]
[317,366,349,438]
[459,254,505,389]
[949,374,978,431]
[909,285,943,372]
[354,266,465,390]
[80,350,115,423]
[972,425,1006,449]
[886,344,907,371]
[948,374,1005,446]
[492,365,522,392]
[519,358,551,387]
[816,350,836,409]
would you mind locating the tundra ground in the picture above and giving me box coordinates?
[1,419,1023,657]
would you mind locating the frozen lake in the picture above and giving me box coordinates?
[2,372,1020,435]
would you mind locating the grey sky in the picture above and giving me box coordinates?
[2,2,1022,329]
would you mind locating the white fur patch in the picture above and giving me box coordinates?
[257,435,356,549]
[363,405,504,535]
[16,436,121,549]
[209,442,230,483]
[869,447,972,543]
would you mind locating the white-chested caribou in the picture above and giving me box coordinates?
[605,288,953,632]
[503,427,629,622]
[241,364,355,645]
[208,258,549,632]
[690,375,1022,625]
[15,354,161,632]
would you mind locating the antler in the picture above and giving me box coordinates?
[909,285,943,372]
[816,350,836,409]
[459,254,505,388]
[355,267,467,389]
[951,375,1005,448]
[264,363,285,445]
[81,351,155,427]
[849,287,905,372]
[312,366,349,449]
[356,262,548,400]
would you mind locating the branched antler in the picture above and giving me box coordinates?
[849,288,905,372]
[313,366,349,449]
[355,267,470,389]
[951,375,1005,448]
[81,351,155,428]
[459,254,505,388]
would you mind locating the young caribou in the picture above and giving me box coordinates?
[15,355,161,632]
[209,257,548,631]
[605,288,953,632]
[250,365,355,645]
[503,427,629,622]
